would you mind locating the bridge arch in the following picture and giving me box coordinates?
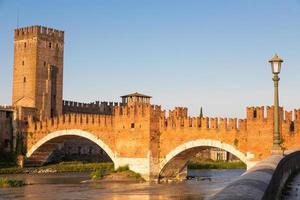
[159,139,254,180]
[26,129,117,164]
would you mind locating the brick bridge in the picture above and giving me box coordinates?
[10,25,300,182]
[24,102,300,181]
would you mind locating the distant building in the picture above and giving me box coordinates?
[210,148,229,161]
[196,148,239,161]
[0,106,15,153]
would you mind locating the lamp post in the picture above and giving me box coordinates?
[269,54,283,154]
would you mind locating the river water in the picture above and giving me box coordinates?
[0,169,244,200]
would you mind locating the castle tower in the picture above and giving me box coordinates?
[12,26,64,120]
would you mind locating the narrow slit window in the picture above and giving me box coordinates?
[23,77,26,83]
[131,123,135,128]
[253,110,257,118]
[290,121,295,132]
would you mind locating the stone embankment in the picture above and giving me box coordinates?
[211,150,300,200]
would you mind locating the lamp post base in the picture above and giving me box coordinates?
[271,146,284,155]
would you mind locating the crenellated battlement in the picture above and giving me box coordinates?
[169,107,188,118]
[246,106,294,122]
[160,106,300,134]
[114,103,155,117]
[14,25,64,41]
[24,104,300,134]
[294,109,300,122]
[163,116,245,131]
[246,106,266,120]
[62,100,119,115]
[28,113,114,132]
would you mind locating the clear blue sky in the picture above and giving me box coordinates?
[0,0,299,118]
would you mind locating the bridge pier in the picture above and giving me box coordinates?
[115,157,151,181]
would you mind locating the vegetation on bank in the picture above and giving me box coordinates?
[0,178,25,188]
[188,160,246,169]
[90,165,143,181]
[0,161,143,181]
[0,162,114,174]
[41,162,114,172]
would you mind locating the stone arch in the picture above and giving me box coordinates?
[159,139,254,180]
[26,129,117,164]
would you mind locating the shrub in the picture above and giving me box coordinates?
[90,168,107,180]
[41,162,114,173]
[0,178,25,188]
[126,170,143,180]
[115,165,130,172]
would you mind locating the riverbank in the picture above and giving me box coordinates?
[0,160,246,176]
[0,162,114,174]
[0,178,25,188]
[188,160,246,169]
[91,165,144,182]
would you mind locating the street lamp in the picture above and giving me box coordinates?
[269,54,283,154]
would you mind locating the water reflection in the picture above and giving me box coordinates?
[0,169,244,200]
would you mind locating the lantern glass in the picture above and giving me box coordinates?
[271,61,281,74]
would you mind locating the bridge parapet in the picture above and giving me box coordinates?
[212,150,300,200]
[162,115,246,132]
[28,113,114,132]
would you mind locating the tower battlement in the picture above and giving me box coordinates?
[114,104,150,117]
[246,106,299,123]
[14,25,64,41]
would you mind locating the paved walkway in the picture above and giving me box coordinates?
[282,171,300,200]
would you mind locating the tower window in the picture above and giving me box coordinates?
[44,61,46,66]
[24,42,26,48]
[49,42,52,48]
[131,123,135,128]
[290,121,295,132]
[22,61,24,66]
[23,77,26,83]
[253,110,257,118]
